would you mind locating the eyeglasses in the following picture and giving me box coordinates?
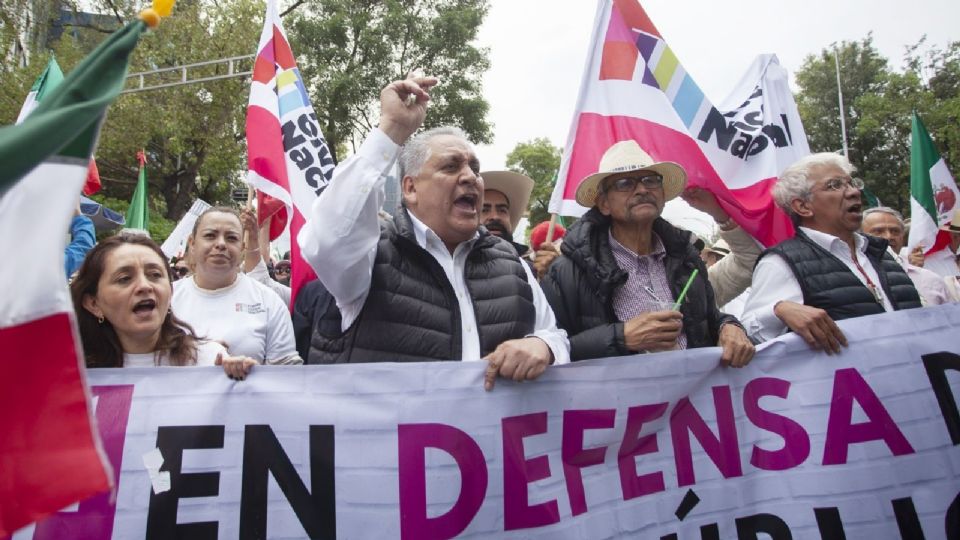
[820,177,865,192]
[603,173,664,193]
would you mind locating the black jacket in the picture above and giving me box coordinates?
[309,208,536,364]
[542,209,739,361]
[759,230,921,320]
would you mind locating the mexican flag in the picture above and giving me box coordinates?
[17,56,103,196]
[126,149,149,230]
[15,57,64,124]
[0,20,146,536]
[907,113,960,260]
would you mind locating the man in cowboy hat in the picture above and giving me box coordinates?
[480,170,534,255]
[540,140,755,366]
[740,153,921,353]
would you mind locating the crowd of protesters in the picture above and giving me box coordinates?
[68,76,960,385]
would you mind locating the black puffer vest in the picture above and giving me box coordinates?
[759,230,921,320]
[310,209,535,363]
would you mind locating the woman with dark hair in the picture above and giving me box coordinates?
[71,232,255,378]
[172,207,301,369]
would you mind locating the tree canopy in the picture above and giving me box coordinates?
[287,0,493,163]
[795,36,960,214]
[1,0,493,239]
[504,137,561,232]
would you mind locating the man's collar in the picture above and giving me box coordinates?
[407,209,479,251]
[799,226,867,254]
[607,229,666,259]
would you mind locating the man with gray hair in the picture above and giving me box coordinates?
[298,76,569,390]
[861,206,950,305]
[740,152,921,352]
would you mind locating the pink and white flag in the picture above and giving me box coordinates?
[246,0,335,304]
[550,0,811,246]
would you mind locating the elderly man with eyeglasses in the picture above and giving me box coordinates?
[541,140,754,366]
[740,153,922,352]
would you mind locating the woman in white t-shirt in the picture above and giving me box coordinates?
[173,207,301,371]
[71,233,255,378]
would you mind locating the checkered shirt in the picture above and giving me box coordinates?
[609,230,688,350]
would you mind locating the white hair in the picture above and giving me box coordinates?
[863,206,904,227]
[398,126,472,178]
[772,152,856,223]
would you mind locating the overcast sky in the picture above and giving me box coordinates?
[472,0,959,235]
[475,0,960,169]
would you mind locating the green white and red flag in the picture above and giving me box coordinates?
[0,20,146,536]
[17,56,102,196]
[125,149,149,230]
[907,113,960,266]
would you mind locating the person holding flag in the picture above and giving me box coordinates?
[298,75,569,390]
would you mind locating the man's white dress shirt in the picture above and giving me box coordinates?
[298,128,569,364]
[741,228,894,343]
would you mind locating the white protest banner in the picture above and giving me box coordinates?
[13,305,960,539]
[159,199,211,259]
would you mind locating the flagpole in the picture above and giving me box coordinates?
[834,47,849,158]
[545,213,558,244]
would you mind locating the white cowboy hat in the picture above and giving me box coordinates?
[940,209,960,233]
[480,170,534,231]
[575,140,687,207]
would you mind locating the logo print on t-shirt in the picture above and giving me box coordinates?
[235,302,266,314]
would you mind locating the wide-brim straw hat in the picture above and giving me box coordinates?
[940,209,960,233]
[575,140,687,207]
[480,171,534,231]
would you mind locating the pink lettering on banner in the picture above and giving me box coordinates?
[617,402,669,500]
[32,385,134,540]
[397,423,487,540]
[670,386,743,486]
[501,412,560,530]
[822,368,915,465]
[561,409,616,516]
[743,377,811,471]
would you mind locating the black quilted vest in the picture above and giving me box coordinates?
[759,230,921,320]
[309,208,535,363]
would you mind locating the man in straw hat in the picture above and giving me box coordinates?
[298,75,569,390]
[741,153,921,352]
[541,140,754,366]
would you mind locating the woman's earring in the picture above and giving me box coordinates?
[97,315,104,324]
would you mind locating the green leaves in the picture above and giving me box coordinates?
[4,0,494,240]
[505,137,561,232]
[288,0,493,162]
[795,36,960,215]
